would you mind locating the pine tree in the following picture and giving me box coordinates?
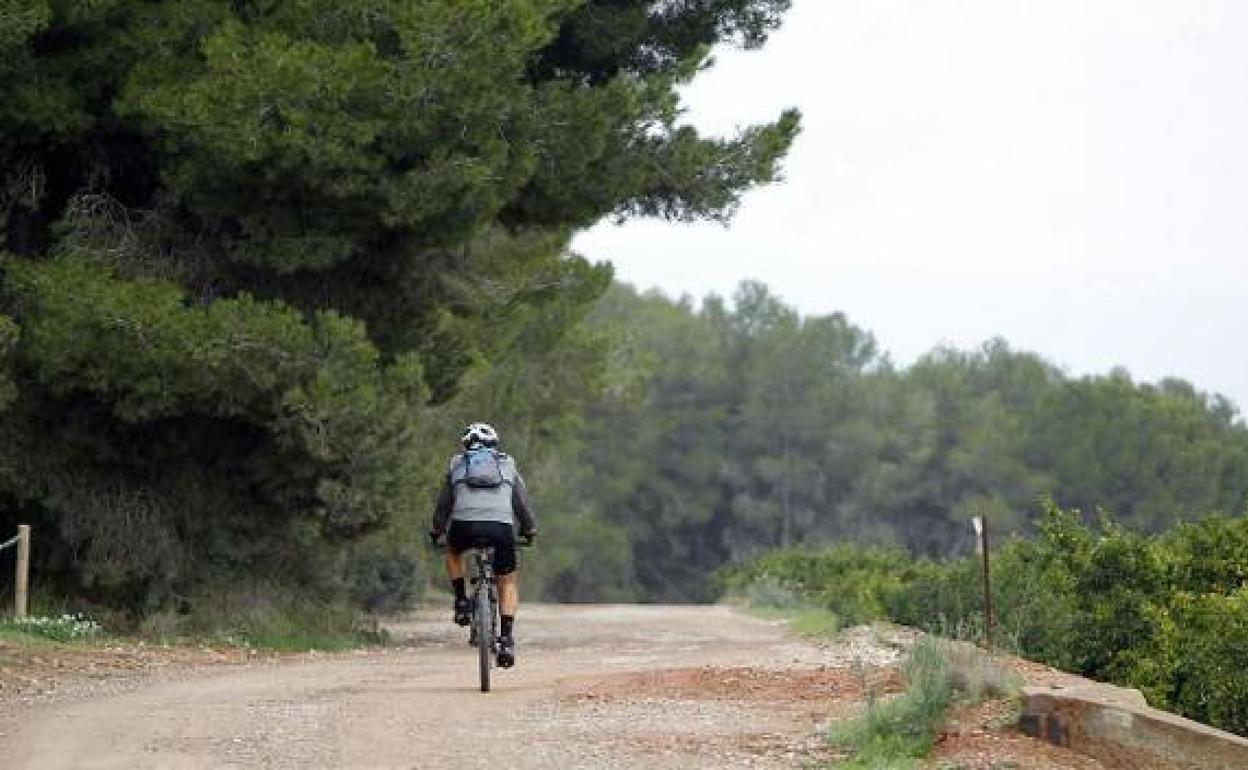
[0,1,799,610]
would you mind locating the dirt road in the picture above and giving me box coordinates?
[3,604,907,769]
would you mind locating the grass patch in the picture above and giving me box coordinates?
[788,607,841,637]
[830,638,1020,768]
[238,616,386,652]
[744,603,841,639]
[736,575,841,638]
[140,585,388,652]
[940,641,1020,704]
[0,626,70,647]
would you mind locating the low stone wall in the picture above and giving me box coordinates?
[1020,682,1248,770]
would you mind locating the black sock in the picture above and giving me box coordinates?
[501,615,514,637]
[452,578,466,601]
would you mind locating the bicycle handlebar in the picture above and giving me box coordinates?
[428,531,536,550]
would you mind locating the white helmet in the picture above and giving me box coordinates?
[460,422,499,449]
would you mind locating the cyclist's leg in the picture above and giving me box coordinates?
[495,572,517,667]
[445,550,464,581]
[446,520,472,583]
[498,573,518,616]
[490,524,519,666]
[445,522,472,625]
[491,525,519,624]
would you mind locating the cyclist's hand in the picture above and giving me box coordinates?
[520,530,536,547]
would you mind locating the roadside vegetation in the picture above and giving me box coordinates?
[0,613,102,645]
[730,501,1248,737]
[138,591,389,652]
[830,638,1019,768]
[0,606,380,653]
[734,572,1020,766]
[0,586,383,652]
[737,575,842,638]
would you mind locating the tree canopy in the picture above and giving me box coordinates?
[0,0,798,614]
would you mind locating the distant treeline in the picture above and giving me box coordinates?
[504,282,1248,602]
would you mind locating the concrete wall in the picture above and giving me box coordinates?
[1020,683,1248,770]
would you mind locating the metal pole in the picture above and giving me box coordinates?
[979,518,994,651]
[15,524,29,620]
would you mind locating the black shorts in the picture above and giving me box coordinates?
[447,520,517,575]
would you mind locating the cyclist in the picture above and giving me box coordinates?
[430,422,536,668]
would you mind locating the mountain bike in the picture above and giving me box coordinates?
[437,534,532,693]
[465,539,500,693]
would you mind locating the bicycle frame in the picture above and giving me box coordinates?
[466,546,498,692]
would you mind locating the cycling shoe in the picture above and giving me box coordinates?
[496,635,515,668]
[453,597,472,627]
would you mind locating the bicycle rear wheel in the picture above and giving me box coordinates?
[476,587,492,692]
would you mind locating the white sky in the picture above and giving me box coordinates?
[572,0,1248,412]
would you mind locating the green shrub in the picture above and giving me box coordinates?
[1165,589,1248,735]
[348,540,425,615]
[741,574,806,610]
[727,545,919,626]
[1162,516,1248,594]
[986,537,1079,664]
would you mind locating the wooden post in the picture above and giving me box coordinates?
[15,524,29,620]
[980,520,994,652]
[972,516,994,652]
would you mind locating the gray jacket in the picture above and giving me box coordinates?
[431,451,536,533]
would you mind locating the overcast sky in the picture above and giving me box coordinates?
[573,0,1248,411]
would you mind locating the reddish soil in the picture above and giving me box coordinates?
[564,663,904,706]
[933,698,1108,769]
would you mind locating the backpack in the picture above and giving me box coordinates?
[457,447,506,489]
